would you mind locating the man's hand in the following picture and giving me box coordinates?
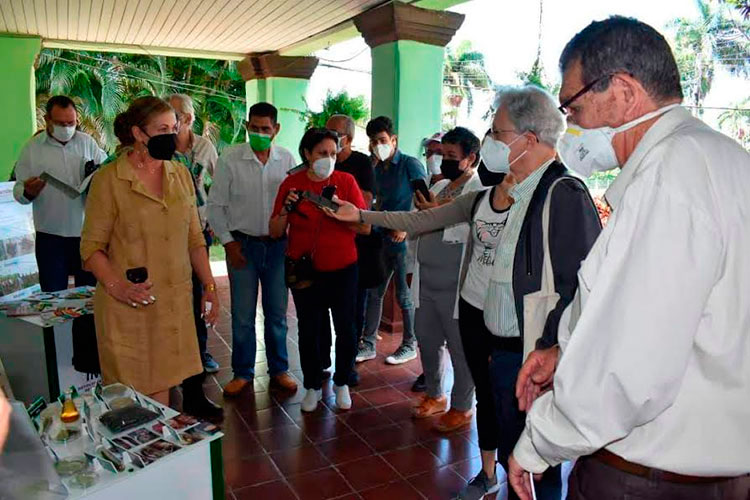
[415,190,440,210]
[23,176,47,200]
[516,346,559,412]
[224,241,247,269]
[508,455,541,500]
[389,230,407,243]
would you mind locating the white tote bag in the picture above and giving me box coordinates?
[522,178,565,361]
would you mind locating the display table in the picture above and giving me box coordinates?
[0,388,225,500]
[0,287,98,404]
[0,314,96,405]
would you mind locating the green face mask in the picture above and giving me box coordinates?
[249,132,272,152]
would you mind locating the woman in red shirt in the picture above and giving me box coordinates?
[270,128,368,412]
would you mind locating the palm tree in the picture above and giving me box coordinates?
[517,0,560,95]
[718,98,750,148]
[34,49,248,153]
[668,0,750,114]
[443,40,493,127]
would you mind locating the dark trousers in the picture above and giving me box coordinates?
[320,284,367,369]
[458,298,499,452]
[569,455,750,500]
[489,349,561,500]
[35,232,99,374]
[35,232,95,292]
[291,264,358,390]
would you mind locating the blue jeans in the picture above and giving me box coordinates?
[227,237,289,379]
[489,348,561,500]
[362,241,415,350]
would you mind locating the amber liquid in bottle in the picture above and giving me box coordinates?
[60,389,80,423]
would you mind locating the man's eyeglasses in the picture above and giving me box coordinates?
[558,74,612,116]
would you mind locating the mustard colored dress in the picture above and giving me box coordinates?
[81,156,205,394]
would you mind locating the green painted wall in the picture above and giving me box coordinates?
[0,35,41,180]
[245,77,309,163]
[371,40,444,159]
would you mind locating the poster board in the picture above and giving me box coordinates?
[0,181,39,301]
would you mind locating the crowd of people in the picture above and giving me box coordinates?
[6,14,750,500]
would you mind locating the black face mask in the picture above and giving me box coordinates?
[142,130,177,160]
[477,160,505,187]
[440,159,463,181]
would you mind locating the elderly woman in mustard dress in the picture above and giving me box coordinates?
[81,96,219,404]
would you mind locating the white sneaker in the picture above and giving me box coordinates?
[301,388,322,412]
[334,384,352,411]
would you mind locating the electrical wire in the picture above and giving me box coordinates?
[49,50,244,102]
[317,47,368,63]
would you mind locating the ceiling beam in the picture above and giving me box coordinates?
[279,0,472,56]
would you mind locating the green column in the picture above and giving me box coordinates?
[245,77,310,162]
[354,1,464,160]
[371,40,445,159]
[0,35,41,180]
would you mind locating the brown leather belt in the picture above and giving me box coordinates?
[592,449,734,484]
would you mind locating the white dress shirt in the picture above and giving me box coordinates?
[514,106,750,476]
[207,143,295,244]
[13,131,108,237]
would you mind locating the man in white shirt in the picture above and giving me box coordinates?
[13,95,107,292]
[508,17,750,500]
[207,102,298,396]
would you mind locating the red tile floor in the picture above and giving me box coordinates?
[201,277,510,500]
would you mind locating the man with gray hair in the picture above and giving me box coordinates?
[510,17,750,500]
[326,85,601,500]
[168,94,223,418]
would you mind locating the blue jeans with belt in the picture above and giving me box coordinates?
[227,234,289,379]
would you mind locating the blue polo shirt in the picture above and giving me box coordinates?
[373,150,427,212]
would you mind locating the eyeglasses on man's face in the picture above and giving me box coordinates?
[558,73,613,116]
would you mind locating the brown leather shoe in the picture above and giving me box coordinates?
[433,408,474,432]
[271,372,298,391]
[223,377,251,397]
[412,395,448,419]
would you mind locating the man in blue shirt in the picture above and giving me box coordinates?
[357,116,427,365]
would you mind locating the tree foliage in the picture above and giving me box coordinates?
[667,0,750,114]
[35,49,247,153]
[301,90,369,129]
[443,40,493,128]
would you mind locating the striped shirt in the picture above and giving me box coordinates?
[484,159,553,337]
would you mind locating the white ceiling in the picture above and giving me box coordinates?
[0,0,387,56]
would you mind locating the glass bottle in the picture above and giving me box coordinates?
[60,388,80,424]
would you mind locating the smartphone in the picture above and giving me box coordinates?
[301,191,339,212]
[411,178,430,199]
[126,267,148,284]
[321,185,337,200]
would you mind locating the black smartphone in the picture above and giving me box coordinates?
[321,185,337,200]
[126,267,148,284]
[411,178,430,199]
[301,191,339,212]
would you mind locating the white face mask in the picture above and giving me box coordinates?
[558,104,679,177]
[426,154,443,175]
[375,143,393,162]
[336,136,344,154]
[480,134,527,174]
[52,125,76,143]
[312,157,335,179]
